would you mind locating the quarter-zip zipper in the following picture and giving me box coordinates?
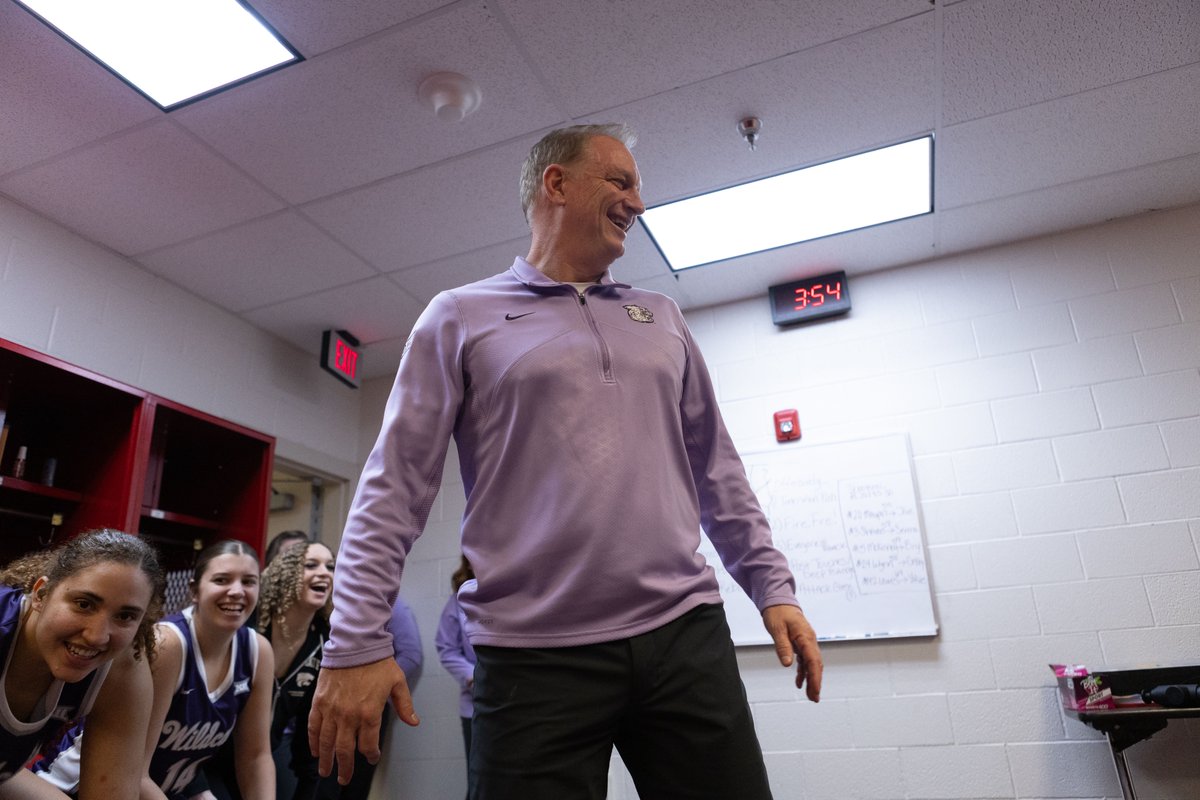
[576,289,614,383]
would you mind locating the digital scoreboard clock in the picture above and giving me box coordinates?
[768,270,851,326]
[321,329,361,388]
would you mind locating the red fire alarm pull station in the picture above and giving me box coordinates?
[774,409,800,442]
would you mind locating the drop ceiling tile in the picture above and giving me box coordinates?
[175,2,563,204]
[0,121,284,255]
[943,0,1200,125]
[390,236,530,304]
[250,0,458,56]
[303,137,533,272]
[590,12,936,209]
[613,225,671,284]
[0,2,157,175]
[937,63,1200,210]
[138,211,378,312]
[242,275,426,355]
[497,0,930,117]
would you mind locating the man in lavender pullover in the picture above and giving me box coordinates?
[310,124,823,799]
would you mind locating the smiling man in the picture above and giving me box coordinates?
[311,124,823,800]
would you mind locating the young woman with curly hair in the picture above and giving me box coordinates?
[1,528,164,800]
[258,540,333,800]
[258,540,421,800]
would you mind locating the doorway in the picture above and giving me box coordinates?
[269,460,349,555]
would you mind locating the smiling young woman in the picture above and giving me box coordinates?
[142,540,276,800]
[1,529,163,800]
[255,541,334,800]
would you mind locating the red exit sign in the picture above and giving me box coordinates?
[321,330,361,388]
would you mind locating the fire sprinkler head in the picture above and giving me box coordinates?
[737,117,762,151]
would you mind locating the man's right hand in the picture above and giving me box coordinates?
[308,657,420,785]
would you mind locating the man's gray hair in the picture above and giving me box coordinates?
[519,124,637,222]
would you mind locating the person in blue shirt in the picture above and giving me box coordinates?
[435,555,476,785]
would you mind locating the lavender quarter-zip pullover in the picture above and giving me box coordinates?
[324,258,798,668]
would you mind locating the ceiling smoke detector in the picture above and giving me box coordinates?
[418,71,482,122]
[738,117,762,151]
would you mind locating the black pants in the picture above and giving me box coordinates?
[469,604,773,800]
[313,714,386,800]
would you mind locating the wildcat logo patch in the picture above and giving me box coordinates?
[623,304,654,323]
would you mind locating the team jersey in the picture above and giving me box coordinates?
[0,585,109,785]
[148,607,258,799]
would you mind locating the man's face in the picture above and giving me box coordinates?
[560,136,645,265]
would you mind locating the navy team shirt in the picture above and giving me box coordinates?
[0,585,109,785]
[147,607,257,799]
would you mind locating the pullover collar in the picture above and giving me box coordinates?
[510,256,631,292]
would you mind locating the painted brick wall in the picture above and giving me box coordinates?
[376,203,1200,800]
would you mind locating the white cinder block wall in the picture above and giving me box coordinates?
[374,203,1200,800]
[0,194,363,482]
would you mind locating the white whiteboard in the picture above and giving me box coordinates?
[698,433,938,645]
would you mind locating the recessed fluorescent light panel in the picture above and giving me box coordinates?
[640,136,933,272]
[15,0,302,111]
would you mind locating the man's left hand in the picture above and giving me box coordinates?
[762,604,822,702]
